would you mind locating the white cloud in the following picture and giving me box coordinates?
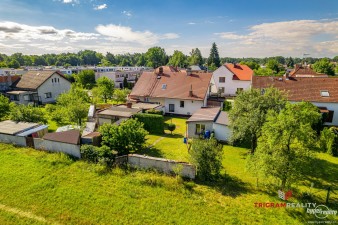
[61,0,79,4]
[187,22,196,25]
[122,10,132,17]
[94,4,107,10]
[96,24,179,45]
[215,19,338,57]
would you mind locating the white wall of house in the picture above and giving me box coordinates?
[37,73,71,104]
[308,102,338,126]
[164,98,204,116]
[213,123,231,142]
[186,121,214,138]
[211,66,251,96]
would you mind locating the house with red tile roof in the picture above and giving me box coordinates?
[289,64,328,78]
[210,63,253,97]
[129,66,212,116]
[0,75,20,92]
[252,76,338,126]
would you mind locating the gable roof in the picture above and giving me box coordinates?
[15,70,68,90]
[290,64,327,77]
[130,66,212,101]
[214,111,230,125]
[252,76,338,103]
[224,63,253,81]
[187,107,221,122]
[43,130,80,145]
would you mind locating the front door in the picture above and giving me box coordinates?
[169,104,175,113]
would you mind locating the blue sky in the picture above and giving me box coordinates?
[1,0,338,57]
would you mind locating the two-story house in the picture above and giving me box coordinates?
[7,70,71,105]
[129,66,212,116]
[211,63,253,96]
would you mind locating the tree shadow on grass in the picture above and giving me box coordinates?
[195,173,250,197]
[135,146,164,158]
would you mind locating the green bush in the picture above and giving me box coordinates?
[80,145,117,166]
[134,113,164,134]
[146,108,163,115]
[223,100,232,111]
[167,123,176,134]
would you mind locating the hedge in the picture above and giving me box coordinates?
[134,113,164,134]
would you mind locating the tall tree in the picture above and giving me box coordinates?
[240,61,260,70]
[265,59,280,73]
[189,48,203,66]
[0,95,13,121]
[75,70,96,89]
[229,88,287,153]
[286,57,295,68]
[249,102,321,189]
[145,47,167,68]
[96,77,114,103]
[312,58,335,76]
[207,42,221,68]
[168,50,187,67]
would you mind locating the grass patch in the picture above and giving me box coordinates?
[2,143,338,224]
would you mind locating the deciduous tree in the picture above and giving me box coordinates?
[96,77,114,103]
[75,70,96,89]
[312,58,335,76]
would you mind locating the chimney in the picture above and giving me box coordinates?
[158,67,163,75]
[189,84,193,97]
[126,102,132,108]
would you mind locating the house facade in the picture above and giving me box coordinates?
[211,63,253,96]
[7,70,71,105]
[129,66,212,116]
[252,76,338,126]
[186,107,231,141]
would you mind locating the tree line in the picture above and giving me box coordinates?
[1,44,337,73]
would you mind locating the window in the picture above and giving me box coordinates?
[169,104,175,112]
[218,87,225,94]
[236,88,243,94]
[144,97,149,102]
[162,84,167,90]
[23,95,30,101]
[45,92,52,99]
[11,95,19,101]
[320,90,330,97]
[180,101,184,108]
[325,111,334,123]
[219,77,225,83]
[195,124,206,134]
[57,78,60,83]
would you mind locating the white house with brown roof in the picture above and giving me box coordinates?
[211,63,253,96]
[252,76,338,126]
[7,70,71,105]
[186,107,231,141]
[129,66,212,116]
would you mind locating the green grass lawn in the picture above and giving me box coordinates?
[1,142,337,224]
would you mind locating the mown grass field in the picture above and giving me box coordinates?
[0,116,337,224]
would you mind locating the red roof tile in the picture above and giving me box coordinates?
[225,64,253,81]
[290,65,327,77]
[252,76,338,103]
[130,66,212,101]
[0,75,21,83]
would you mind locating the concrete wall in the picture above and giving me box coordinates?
[186,121,214,138]
[213,123,231,142]
[212,66,251,96]
[0,134,27,146]
[33,138,81,158]
[127,154,196,179]
[37,73,71,104]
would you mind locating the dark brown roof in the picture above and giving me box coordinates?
[130,66,212,101]
[43,130,80,145]
[15,70,67,90]
[252,76,338,103]
[290,65,327,77]
[0,75,21,83]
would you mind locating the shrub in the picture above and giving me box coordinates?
[190,138,223,181]
[223,100,232,111]
[80,145,117,166]
[134,113,164,134]
[319,127,336,155]
[99,119,148,155]
[167,123,176,134]
[146,108,163,115]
